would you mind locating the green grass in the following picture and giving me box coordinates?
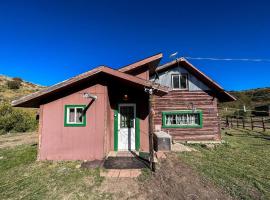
[1,130,269,199]
[0,145,111,200]
[179,129,270,200]
[137,168,152,182]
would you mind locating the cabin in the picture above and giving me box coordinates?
[12,53,235,161]
[151,58,235,141]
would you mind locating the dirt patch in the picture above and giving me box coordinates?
[0,132,38,149]
[97,153,233,200]
[139,153,233,200]
[81,160,104,168]
[97,177,146,200]
[103,157,148,169]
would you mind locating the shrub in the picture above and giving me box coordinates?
[12,77,23,82]
[7,80,21,90]
[0,102,38,134]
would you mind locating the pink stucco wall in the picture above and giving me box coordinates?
[39,84,108,160]
[134,69,149,80]
[38,66,152,161]
[139,113,149,151]
[134,69,149,151]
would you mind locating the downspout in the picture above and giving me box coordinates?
[147,69,160,172]
[148,92,155,171]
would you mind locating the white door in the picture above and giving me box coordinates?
[118,104,136,151]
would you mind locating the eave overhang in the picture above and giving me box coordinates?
[12,66,168,108]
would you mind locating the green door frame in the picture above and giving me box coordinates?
[114,103,140,151]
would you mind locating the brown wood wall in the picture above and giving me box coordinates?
[153,90,221,141]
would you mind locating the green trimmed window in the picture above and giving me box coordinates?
[64,105,86,127]
[162,110,203,128]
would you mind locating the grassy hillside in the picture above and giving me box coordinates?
[0,75,45,134]
[219,87,270,117]
[0,75,45,103]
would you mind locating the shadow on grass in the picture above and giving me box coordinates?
[229,128,270,141]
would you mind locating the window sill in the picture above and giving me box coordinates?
[171,88,189,91]
[162,125,202,128]
[64,123,86,127]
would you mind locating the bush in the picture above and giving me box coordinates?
[0,102,38,134]
[7,80,21,90]
[12,77,23,82]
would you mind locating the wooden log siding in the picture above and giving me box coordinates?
[153,90,220,141]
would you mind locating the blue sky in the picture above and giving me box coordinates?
[0,0,269,91]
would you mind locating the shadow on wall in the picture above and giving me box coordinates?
[107,79,149,121]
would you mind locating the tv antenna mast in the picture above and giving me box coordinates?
[170,52,178,60]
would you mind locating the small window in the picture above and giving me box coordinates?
[119,106,134,128]
[171,74,188,90]
[64,105,86,127]
[162,110,202,128]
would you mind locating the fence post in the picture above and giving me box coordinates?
[262,117,265,132]
[251,116,254,130]
[231,117,233,128]
[236,117,239,128]
[242,118,245,129]
[226,116,229,128]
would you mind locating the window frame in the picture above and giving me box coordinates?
[162,110,203,128]
[171,74,188,90]
[64,105,87,127]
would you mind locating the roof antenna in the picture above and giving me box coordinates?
[170,52,178,60]
[170,52,180,68]
[154,51,179,82]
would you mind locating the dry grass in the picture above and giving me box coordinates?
[0,132,38,149]
[0,75,45,102]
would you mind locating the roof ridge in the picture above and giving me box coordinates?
[118,53,162,73]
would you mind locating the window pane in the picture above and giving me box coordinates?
[180,75,187,89]
[120,106,134,128]
[172,75,180,89]
[76,108,84,123]
[69,108,75,123]
[165,112,200,126]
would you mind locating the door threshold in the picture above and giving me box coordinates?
[107,151,139,158]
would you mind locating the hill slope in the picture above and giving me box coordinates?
[219,87,270,116]
[0,75,45,102]
[0,75,45,134]
[221,87,270,108]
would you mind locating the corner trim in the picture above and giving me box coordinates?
[135,117,140,151]
[114,109,118,151]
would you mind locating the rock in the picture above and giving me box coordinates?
[57,167,68,173]
[205,144,216,149]
[172,143,197,152]
[155,151,166,160]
